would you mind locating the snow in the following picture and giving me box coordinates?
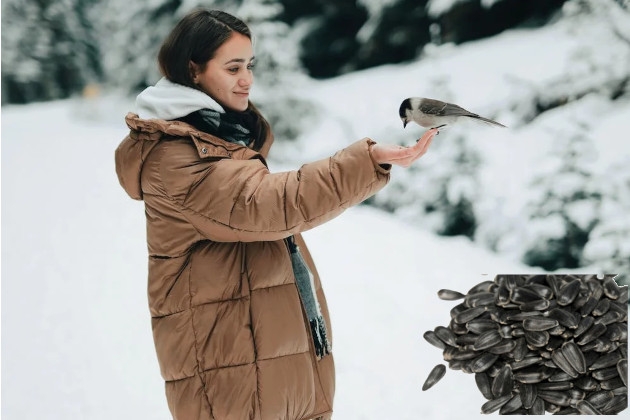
[426,0,470,18]
[279,3,630,271]
[3,3,629,419]
[2,98,531,420]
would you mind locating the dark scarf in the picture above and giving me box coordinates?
[182,108,331,359]
[178,108,254,147]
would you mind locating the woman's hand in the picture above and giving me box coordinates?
[370,128,438,168]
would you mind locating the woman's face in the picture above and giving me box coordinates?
[193,32,254,112]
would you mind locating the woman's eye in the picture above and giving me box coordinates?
[247,63,255,71]
[228,67,239,73]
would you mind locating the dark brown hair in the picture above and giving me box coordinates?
[158,9,270,151]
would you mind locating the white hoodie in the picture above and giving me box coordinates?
[135,77,224,120]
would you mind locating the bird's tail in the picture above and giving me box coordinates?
[469,114,506,128]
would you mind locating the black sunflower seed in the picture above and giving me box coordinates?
[601,394,628,415]
[470,352,499,373]
[473,330,502,351]
[589,351,623,370]
[601,376,625,390]
[551,348,579,378]
[524,330,549,347]
[510,287,541,304]
[592,297,611,317]
[491,365,513,397]
[586,390,612,407]
[529,396,545,414]
[422,274,628,415]
[603,277,621,300]
[480,394,512,414]
[498,394,522,414]
[437,289,465,300]
[513,367,553,384]
[423,330,447,350]
[510,356,542,371]
[467,280,495,295]
[453,306,486,324]
[523,317,559,332]
[475,372,494,400]
[618,359,628,387]
[545,308,579,329]
[465,292,495,307]
[536,390,572,407]
[434,326,458,347]
[592,366,621,381]
[576,322,607,346]
[580,296,599,317]
[465,319,497,334]
[557,279,581,306]
[519,382,537,409]
[422,364,446,391]
[576,400,602,415]
[561,341,586,374]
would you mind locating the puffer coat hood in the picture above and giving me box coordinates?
[115,111,390,420]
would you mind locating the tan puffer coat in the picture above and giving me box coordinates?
[115,113,390,420]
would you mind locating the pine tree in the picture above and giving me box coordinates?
[520,131,601,270]
[369,133,481,239]
[582,161,630,288]
[1,0,102,104]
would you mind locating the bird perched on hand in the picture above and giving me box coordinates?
[399,97,506,130]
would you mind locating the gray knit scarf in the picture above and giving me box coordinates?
[286,236,331,359]
[181,109,331,359]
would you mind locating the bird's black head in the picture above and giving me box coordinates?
[399,98,412,128]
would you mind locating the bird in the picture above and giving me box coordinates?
[399,97,506,130]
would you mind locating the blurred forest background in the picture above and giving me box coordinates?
[2,0,629,287]
[2,0,577,103]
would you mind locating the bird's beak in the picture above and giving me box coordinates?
[403,120,407,128]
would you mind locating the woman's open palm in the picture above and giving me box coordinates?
[370,128,438,168]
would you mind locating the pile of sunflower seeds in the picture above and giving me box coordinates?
[421,274,628,415]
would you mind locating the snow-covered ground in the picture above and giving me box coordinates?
[2,98,535,420]
[2,2,629,419]
[3,102,619,418]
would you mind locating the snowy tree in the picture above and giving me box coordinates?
[582,161,630,288]
[370,133,482,239]
[519,130,602,270]
[237,0,303,87]
[95,0,212,92]
[1,0,102,104]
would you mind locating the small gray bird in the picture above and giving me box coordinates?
[399,97,506,130]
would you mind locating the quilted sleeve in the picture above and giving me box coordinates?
[153,138,390,242]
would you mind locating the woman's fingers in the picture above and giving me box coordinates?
[415,128,439,149]
[371,128,438,166]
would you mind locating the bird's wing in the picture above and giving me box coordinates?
[441,102,476,117]
[418,99,449,116]
[419,99,474,117]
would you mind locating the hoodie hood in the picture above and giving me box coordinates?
[115,79,273,201]
[135,77,224,120]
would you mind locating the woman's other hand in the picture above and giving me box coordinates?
[370,128,438,168]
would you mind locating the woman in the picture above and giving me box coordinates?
[115,8,437,420]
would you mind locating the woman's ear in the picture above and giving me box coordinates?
[189,61,200,84]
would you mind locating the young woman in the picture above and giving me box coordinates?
[115,8,437,420]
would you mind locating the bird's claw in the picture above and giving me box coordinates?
[432,124,446,133]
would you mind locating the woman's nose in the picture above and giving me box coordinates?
[239,72,253,87]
